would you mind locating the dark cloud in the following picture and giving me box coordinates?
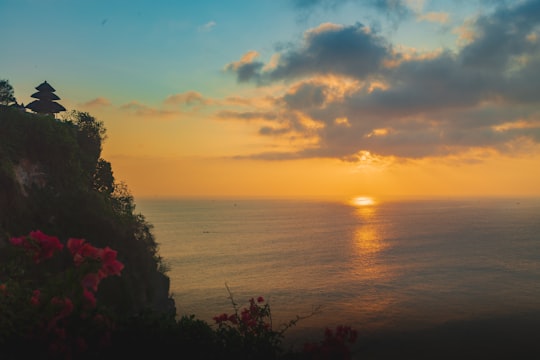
[226,0,540,162]
[282,82,328,109]
[273,23,389,80]
[226,22,390,83]
[291,0,411,28]
[236,61,265,83]
[217,110,278,121]
[459,0,540,71]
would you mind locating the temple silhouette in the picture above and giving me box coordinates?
[25,81,66,116]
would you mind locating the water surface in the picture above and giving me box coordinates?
[135,196,540,341]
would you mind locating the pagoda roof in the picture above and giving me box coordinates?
[26,99,66,114]
[35,81,56,92]
[31,91,60,100]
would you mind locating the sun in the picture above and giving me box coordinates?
[351,196,376,206]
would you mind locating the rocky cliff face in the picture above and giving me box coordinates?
[0,108,175,318]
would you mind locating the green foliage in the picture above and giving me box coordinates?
[0,105,171,320]
[93,159,115,194]
[0,79,16,105]
[99,289,355,360]
[108,312,221,359]
[62,110,107,186]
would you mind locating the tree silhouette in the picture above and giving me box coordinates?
[0,79,17,105]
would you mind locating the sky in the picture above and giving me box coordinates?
[2,0,540,201]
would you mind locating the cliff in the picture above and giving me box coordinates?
[0,107,175,318]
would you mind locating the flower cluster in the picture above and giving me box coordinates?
[66,237,124,308]
[213,291,287,359]
[9,230,63,263]
[1,230,124,359]
[303,325,358,360]
[214,296,269,335]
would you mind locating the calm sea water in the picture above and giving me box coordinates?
[134,196,540,340]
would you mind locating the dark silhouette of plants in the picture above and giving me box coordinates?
[0,103,172,319]
[0,79,16,106]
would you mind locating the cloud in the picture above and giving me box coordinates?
[224,50,265,83]
[80,97,111,108]
[164,91,214,107]
[120,101,178,118]
[216,110,278,122]
[292,0,411,16]
[226,22,390,83]
[222,0,540,162]
[291,0,412,25]
[417,12,450,24]
[198,21,216,32]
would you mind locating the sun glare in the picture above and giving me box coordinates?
[351,196,376,207]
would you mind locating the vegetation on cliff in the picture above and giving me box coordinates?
[0,106,173,318]
[0,80,358,359]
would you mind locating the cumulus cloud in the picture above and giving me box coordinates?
[80,97,111,108]
[164,91,214,107]
[224,50,265,83]
[222,0,540,162]
[225,22,390,83]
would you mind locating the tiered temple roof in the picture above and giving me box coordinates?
[26,81,66,115]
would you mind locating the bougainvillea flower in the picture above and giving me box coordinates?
[29,230,63,262]
[82,273,101,292]
[30,289,41,306]
[99,247,124,277]
[67,238,86,256]
[9,236,25,247]
[68,238,103,266]
[51,296,74,318]
[213,313,229,324]
[82,288,97,309]
[10,231,63,263]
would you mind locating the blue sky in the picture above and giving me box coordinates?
[2,0,540,198]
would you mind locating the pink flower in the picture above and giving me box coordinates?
[9,236,25,247]
[82,288,97,309]
[29,230,63,262]
[51,296,74,318]
[11,231,63,263]
[213,313,229,324]
[30,289,41,306]
[80,243,101,260]
[82,273,101,292]
[68,237,102,265]
[67,238,86,256]
[228,314,238,324]
[99,247,124,277]
[257,296,264,303]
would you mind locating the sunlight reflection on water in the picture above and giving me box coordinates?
[136,197,540,338]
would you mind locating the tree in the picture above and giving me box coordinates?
[93,158,115,194]
[63,110,107,182]
[0,79,17,106]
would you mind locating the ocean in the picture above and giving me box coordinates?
[134,196,540,352]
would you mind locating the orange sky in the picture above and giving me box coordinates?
[4,1,540,200]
